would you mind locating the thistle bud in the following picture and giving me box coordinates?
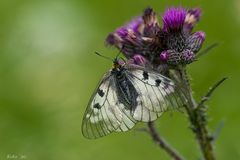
[186,31,205,53]
[133,54,147,66]
[181,49,195,64]
[160,50,181,65]
[184,8,202,33]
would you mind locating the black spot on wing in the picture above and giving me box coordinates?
[155,79,161,86]
[93,103,101,109]
[97,89,105,97]
[143,71,149,80]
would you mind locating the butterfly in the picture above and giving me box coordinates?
[82,53,186,139]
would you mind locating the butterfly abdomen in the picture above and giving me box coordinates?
[114,70,138,110]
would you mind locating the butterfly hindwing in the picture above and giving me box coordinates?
[125,64,186,122]
[82,72,136,139]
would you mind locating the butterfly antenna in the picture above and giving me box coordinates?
[119,57,126,63]
[94,52,113,61]
[116,49,122,59]
[115,45,125,60]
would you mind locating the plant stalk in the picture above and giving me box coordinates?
[147,121,185,160]
[179,67,215,160]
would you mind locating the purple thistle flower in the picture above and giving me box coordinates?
[106,6,206,68]
[142,8,160,37]
[105,32,123,49]
[132,54,147,65]
[160,7,204,65]
[195,31,205,41]
[162,7,187,32]
[143,8,158,27]
[186,31,205,53]
[188,8,201,21]
[160,51,169,61]
[184,8,202,33]
[116,27,129,38]
[106,33,115,46]
[126,17,143,34]
[105,8,161,59]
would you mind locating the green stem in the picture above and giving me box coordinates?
[179,67,215,160]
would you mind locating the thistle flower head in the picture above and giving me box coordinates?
[162,7,186,32]
[126,17,143,33]
[106,6,205,70]
[143,7,157,25]
[160,51,169,62]
[184,8,202,33]
[132,54,147,65]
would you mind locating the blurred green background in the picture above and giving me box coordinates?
[0,0,239,159]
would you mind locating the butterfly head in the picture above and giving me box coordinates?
[112,58,125,71]
[113,59,120,69]
[94,51,125,71]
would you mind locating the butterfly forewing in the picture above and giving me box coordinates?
[82,72,137,139]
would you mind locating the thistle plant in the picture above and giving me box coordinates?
[106,7,226,160]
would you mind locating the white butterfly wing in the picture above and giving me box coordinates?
[82,64,186,138]
[82,73,136,139]
[125,64,186,122]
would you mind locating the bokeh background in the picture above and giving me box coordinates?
[0,0,239,159]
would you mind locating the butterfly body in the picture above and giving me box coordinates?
[111,61,139,111]
[82,59,185,139]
